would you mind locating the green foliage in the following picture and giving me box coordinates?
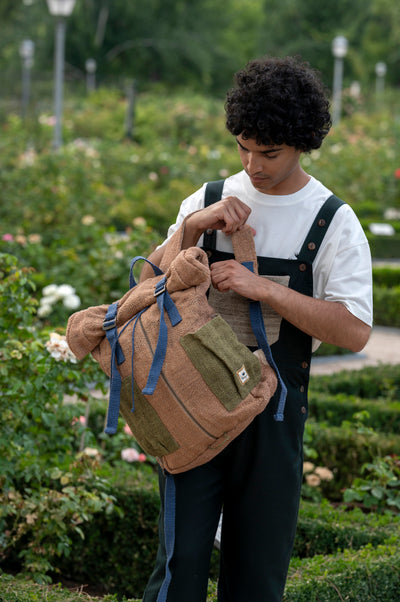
[309,364,400,399]
[308,393,400,433]
[343,454,400,513]
[284,544,400,601]
[1,87,400,596]
[0,253,120,580]
[373,265,400,287]
[2,0,400,96]
[373,285,400,327]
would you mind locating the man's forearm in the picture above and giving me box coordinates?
[210,260,371,353]
[257,277,371,352]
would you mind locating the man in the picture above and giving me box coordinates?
[142,56,372,602]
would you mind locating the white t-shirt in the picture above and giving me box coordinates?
[162,171,373,348]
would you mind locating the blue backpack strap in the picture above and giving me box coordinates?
[104,266,183,434]
[130,255,164,289]
[156,473,176,602]
[141,277,182,395]
[242,261,287,421]
[103,302,124,434]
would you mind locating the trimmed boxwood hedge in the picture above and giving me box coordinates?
[368,234,400,259]
[309,364,400,399]
[306,420,400,498]
[373,285,400,327]
[284,544,400,601]
[46,480,400,598]
[308,392,400,433]
[294,500,397,558]
[373,265,400,287]
[2,500,400,601]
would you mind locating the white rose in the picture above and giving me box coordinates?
[63,294,81,310]
[42,284,59,297]
[57,284,76,298]
[37,303,53,317]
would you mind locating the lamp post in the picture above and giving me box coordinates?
[331,35,348,126]
[19,39,35,118]
[47,0,76,149]
[85,58,97,93]
[375,62,387,96]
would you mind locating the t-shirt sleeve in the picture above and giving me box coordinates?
[313,204,373,328]
[158,185,207,247]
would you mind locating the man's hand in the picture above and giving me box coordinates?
[210,260,261,299]
[182,197,251,248]
[211,260,371,353]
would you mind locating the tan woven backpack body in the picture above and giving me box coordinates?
[66,218,286,474]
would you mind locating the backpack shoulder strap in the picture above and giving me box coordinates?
[202,179,225,249]
[297,194,345,263]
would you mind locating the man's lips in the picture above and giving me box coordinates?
[249,174,268,182]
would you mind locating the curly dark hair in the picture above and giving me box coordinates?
[225,56,331,152]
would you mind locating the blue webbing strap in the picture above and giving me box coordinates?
[103,273,182,433]
[129,255,164,289]
[103,302,124,434]
[142,277,182,394]
[156,473,176,602]
[242,261,287,422]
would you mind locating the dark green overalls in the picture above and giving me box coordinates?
[143,181,344,602]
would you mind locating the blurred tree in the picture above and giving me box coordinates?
[260,0,399,89]
[0,0,398,95]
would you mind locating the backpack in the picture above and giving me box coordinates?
[66,216,286,475]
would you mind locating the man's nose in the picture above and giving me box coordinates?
[247,152,263,174]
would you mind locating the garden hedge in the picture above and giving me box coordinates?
[2,499,400,601]
[283,544,400,601]
[306,421,400,498]
[368,235,400,259]
[309,364,400,399]
[308,392,400,433]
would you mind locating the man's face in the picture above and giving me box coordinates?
[236,133,305,195]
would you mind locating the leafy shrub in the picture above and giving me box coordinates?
[294,500,397,557]
[0,221,161,326]
[308,393,400,433]
[306,420,400,499]
[373,285,400,327]
[309,365,400,399]
[284,544,400,601]
[0,253,120,581]
[343,454,400,513]
[373,265,400,287]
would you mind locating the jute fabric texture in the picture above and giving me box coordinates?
[66,219,278,474]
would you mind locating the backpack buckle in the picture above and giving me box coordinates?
[103,317,117,331]
[154,278,166,297]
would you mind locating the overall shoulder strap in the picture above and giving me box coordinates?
[202,179,225,249]
[297,194,345,263]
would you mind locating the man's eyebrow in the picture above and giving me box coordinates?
[236,138,282,153]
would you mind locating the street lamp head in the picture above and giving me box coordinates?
[47,0,76,17]
[19,39,35,60]
[375,62,387,77]
[332,35,348,59]
[85,58,97,74]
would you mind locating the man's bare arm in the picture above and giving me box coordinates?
[210,259,371,352]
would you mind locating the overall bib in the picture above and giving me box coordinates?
[143,181,343,602]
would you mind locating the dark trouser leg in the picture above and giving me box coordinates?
[142,460,224,602]
[217,400,304,602]
[143,395,305,602]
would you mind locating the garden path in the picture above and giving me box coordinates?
[311,325,400,375]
